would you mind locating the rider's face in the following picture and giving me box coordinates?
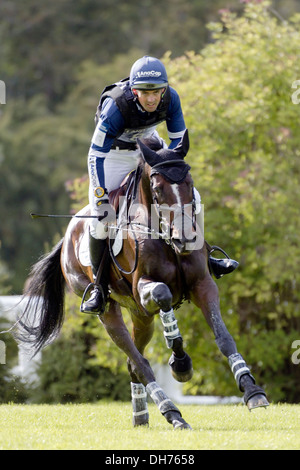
[134,88,165,113]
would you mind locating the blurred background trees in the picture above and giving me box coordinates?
[0,1,299,402]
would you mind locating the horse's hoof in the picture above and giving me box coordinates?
[164,410,192,430]
[169,353,193,383]
[173,418,192,431]
[133,415,149,427]
[246,393,270,411]
[133,421,149,427]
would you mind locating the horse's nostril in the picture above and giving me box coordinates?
[171,238,188,254]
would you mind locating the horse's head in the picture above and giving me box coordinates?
[138,131,201,255]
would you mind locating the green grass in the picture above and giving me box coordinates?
[0,402,299,450]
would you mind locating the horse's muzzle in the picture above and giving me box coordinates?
[171,211,197,254]
[171,234,196,255]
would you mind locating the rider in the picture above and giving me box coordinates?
[81,56,238,314]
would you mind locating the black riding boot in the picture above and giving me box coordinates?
[80,234,109,314]
[207,245,239,279]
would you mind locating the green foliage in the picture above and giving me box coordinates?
[0,318,29,403]
[31,1,300,403]
[0,51,142,291]
[1,0,298,291]
[157,1,300,402]
[0,256,12,295]
[30,293,131,403]
[0,0,239,106]
[0,370,28,404]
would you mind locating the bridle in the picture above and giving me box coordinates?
[149,160,197,251]
[108,162,197,274]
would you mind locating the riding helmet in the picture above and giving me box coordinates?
[130,56,168,90]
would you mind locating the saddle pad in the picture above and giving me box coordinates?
[78,218,124,266]
[79,228,91,267]
[111,228,123,257]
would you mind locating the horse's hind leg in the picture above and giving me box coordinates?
[191,274,269,410]
[137,277,193,383]
[100,300,191,429]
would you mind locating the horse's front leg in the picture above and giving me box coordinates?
[127,309,154,427]
[100,300,191,429]
[137,276,193,383]
[191,274,269,410]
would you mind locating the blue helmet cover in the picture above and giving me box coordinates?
[130,56,168,89]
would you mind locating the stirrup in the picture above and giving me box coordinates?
[80,282,107,315]
[208,245,239,279]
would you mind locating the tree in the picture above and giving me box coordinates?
[1,0,300,402]
[0,0,299,292]
[38,1,300,403]
[157,1,300,401]
[0,52,142,291]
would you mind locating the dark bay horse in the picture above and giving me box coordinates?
[20,131,269,430]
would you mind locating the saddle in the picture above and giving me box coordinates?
[109,169,139,211]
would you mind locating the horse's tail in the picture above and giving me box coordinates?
[17,238,66,356]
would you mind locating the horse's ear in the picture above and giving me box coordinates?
[137,139,160,167]
[174,129,189,158]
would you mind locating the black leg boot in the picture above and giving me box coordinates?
[80,234,110,314]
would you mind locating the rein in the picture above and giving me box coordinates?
[108,163,196,275]
[108,166,143,275]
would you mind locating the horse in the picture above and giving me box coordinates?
[19,130,269,430]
